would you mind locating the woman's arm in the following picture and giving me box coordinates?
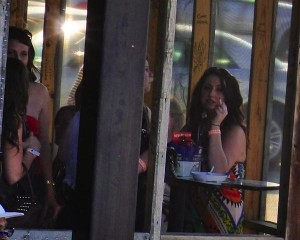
[37,85,54,186]
[37,84,61,220]
[207,125,246,173]
[207,99,246,173]
[138,150,148,174]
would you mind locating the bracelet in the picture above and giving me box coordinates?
[211,123,220,127]
[139,159,147,172]
[46,179,55,187]
[27,148,40,157]
[208,129,221,136]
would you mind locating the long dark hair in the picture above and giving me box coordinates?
[8,26,39,82]
[2,58,29,151]
[188,67,246,132]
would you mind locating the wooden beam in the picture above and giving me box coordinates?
[244,0,276,227]
[160,234,284,240]
[72,0,150,239]
[189,0,211,103]
[146,1,177,239]
[0,0,10,150]
[40,0,64,140]
[9,0,27,28]
[144,0,160,107]
[281,0,300,238]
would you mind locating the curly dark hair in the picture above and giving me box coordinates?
[188,67,246,132]
[2,58,29,151]
[8,26,39,82]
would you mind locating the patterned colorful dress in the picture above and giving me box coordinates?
[187,163,245,233]
[177,123,245,233]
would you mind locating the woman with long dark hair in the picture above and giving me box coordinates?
[2,58,41,184]
[8,27,59,224]
[176,67,246,233]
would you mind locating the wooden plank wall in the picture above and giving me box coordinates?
[244,0,276,228]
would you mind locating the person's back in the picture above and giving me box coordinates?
[54,111,80,229]
[0,58,42,228]
[135,59,153,231]
[52,105,77,203]
[54,82,82,229]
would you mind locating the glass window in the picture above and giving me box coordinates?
[212,0,254,108]
[60,1,87,106]
[27,0,87,107]
[172,0,290,227]
[171,0,194,124]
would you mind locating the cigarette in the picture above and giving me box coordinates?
[27,148,40,156]
[219,98,222,104]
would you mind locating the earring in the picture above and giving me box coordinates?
[201,112,207,119]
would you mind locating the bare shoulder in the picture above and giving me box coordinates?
[226,124,246,137]
[27,83,50,117]
[30,82,50,99]
[223,124,246,145]
[223,125,247,163]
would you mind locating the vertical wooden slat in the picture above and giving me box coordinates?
[9,0,27,28]
[144,1,159,108]
[280,0,300,238]
[40,0,64,139]
[161,235,284,240]
[73,0,150,239]
[0,0,9,148]
[147,1,177,239]
[244,0,276,227]
[189,0,211,102]
[286,53,300,239]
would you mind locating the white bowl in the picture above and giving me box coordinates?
[175,161,200,177]
[191,171,228,182]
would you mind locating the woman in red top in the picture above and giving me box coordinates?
[8,27,60,225]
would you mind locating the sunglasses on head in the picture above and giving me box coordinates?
[0,228,14,238]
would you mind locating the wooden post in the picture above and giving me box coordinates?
[286,63,300,239]
[144,0,177,239]
[40,0,64,140]
[280,0,300,238]
[189,0,211,103]
[9,0,27,28]
[0,0,9,148]
[72,0,150,239]
[244,0,276,227]
[144,0,160,108]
